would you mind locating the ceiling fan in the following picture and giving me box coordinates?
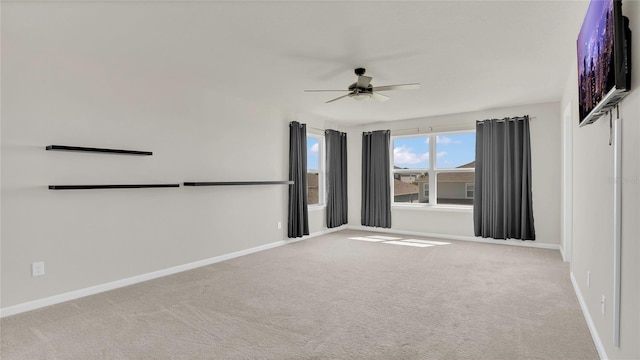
[304,68,420,103]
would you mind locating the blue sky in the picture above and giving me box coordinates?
[307,137,319,171]
[393,133,475,169]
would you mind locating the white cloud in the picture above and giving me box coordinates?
[426,136,463,145]
[394,146,429,165]
[436,151,447,158]
[437,136,462,145]
[310,143,319,153]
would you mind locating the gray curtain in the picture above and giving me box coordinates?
[288,121,309,238]
[474,116,535,240]
[361,130,391,228]
[326,129,348,228]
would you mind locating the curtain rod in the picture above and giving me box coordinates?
[310,116,537,134]
[390,124,474,134]
[477,115,536,123]
[427,124,474,132]
[391,128,420,134]
[309,126,348,134]
[290,122,325,132]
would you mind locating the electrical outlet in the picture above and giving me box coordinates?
[587,271,591,288]
[32,262,45,277]
[277,221,282,229]
[601,295,606,315]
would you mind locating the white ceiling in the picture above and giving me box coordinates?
[11,0,590,125]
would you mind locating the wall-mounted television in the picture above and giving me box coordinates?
[577,0,631,126]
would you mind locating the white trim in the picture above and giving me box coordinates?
[308,204,327,211]
[561,103,573,263]
[391,204,473,213]
[345,225,560,250]
[295,225,346,242]
[0,226,345,318]
[429,132,437,204]
[612,115,622,346]
[570,272,608,360]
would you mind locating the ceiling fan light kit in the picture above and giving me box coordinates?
[352,93,372,101]
[304,68,420,103]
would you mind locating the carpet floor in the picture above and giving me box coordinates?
[0,230,598,359]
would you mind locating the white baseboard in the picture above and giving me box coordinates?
[570,272,608,360]
[0,226,344,318]
[345,225,560,250]
[294,225,347,242]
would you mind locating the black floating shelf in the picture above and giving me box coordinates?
[46,145,152,156]
[49,184,180,190]
[183,181,294,186]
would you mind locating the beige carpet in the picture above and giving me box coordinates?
[1,230,598,359]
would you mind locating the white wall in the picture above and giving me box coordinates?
[346,102,561,246]
[0,4,299,308]
[561,1,640,358]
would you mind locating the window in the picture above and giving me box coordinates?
[307,134,324,206]
[392,132,475,206]
[465,183,474,198]
[392,136,428,203]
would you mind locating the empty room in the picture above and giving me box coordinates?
[1,1,639,359]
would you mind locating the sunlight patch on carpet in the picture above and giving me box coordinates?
[347,235,451,249]
[402,239,451,246]
[382,240,434,247]
[348,237,386,242]
[366,235,403,240]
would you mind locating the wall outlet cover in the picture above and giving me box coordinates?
[32,262,45,277]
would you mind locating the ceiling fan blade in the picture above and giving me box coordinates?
[356,75,372,88]
[372,92,391,102]
[372,83,421,91]
[304,89,350,92]
[326,93,352,103]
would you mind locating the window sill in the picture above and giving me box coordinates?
[391,204,473,213]
[308,204,326,211]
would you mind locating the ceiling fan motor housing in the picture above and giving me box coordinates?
[348,82,373,94]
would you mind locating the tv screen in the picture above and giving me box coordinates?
[577,0,631,126]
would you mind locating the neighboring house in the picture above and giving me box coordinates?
[393,166,419,183]
[416,161,474,205]
[308,172,319,204]
[393,179,419,203]
[393,166,420,202]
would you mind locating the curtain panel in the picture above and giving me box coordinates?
[361,130,391,228]
[473,115,535,240]
[326,129,348,228]
[288,121,309,238]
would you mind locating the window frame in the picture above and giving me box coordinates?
[465,183,475,199]
[391,130,475,209]
[307,132,326,208]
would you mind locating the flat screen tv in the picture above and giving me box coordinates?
[577,0,631,126]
